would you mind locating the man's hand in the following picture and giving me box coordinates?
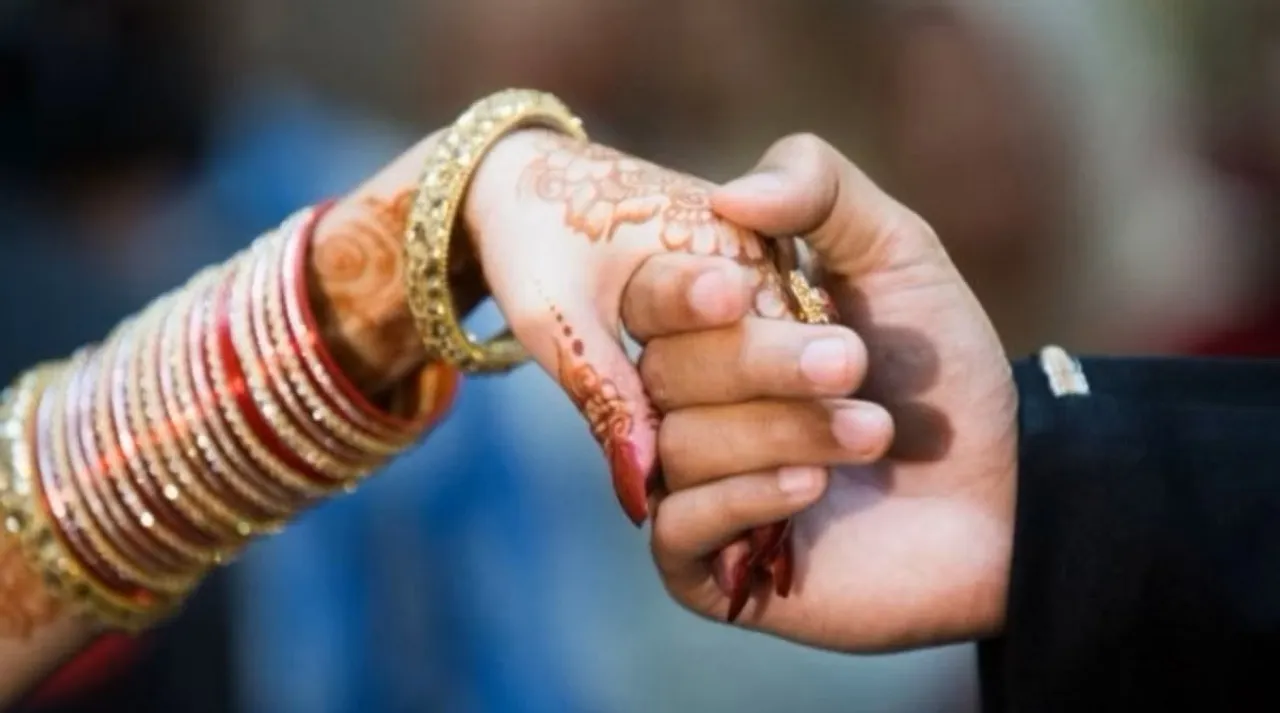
[622,135,1018,652]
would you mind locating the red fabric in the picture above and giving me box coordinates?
[25,634,142,706]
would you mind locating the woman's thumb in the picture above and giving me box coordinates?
[513,293,657,526]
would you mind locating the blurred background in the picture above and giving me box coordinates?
[3,0,1279,712]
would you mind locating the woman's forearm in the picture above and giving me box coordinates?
[0,127,489,703]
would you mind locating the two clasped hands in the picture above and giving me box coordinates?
[466,128,1019,654]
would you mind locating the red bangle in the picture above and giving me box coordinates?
[211,269,331,491]
[185,272,300,516]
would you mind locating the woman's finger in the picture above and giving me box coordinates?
[652,467,828,582]
[658,398,893,491]
[639,318,866,411]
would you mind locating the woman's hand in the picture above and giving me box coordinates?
[462,129,792,524]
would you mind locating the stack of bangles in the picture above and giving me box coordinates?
[0,206,455,631]
[0,88,589,632]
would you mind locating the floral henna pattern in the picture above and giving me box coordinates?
[522,136,766,266]
[521,142,667,242]
[550,307,648,525]
[0,538,63,638]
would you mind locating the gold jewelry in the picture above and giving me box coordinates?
[58,349,196,595]
[203,263,327,500]
[786,271,833,325]
[230,230,365,484]
[1,363,164,631]
[274,211,414,456]
[177,267,296,526]
[253,215,377,465]
[116,299,225,564]
[404,88,587,373]
[281,218,426,450]
[144,275,250,548]
[93,321,210,569]
[773,237,835,326]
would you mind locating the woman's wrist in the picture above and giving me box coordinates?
[305,130,492,399]
[303,122,560,398]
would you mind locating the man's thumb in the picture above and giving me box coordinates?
[711,133,942,279]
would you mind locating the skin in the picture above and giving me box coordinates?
[0,128,889,702]
[643,134,1019,652]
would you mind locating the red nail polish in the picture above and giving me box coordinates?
[609,440,648,527]
[713,551,736,598]
[773,535,794,598]
[726,558,752,623]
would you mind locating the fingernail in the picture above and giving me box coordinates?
[689,266,737,321]
[772,537,794,598]
[719,172,786,199]
[777,466,821,495]
[726,557,753,623]
[831,405,889,454]
[608,440,649,527]
[799,337,850,388]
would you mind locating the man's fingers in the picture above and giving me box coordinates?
[639,318,866,410]
[712,133,942,277]
[621,254,755,342]
[658,398,893,491]
[651,467,828,580]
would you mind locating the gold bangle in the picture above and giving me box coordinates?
[404,88,588,373]
[1,363,165,631]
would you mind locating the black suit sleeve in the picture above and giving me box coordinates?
[979,356,1280,713]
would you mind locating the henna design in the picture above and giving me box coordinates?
[522,136,767,266]
[0,536,63,639]
[549,306,647,525]
[552,309,633,452]
[308,191,428,394]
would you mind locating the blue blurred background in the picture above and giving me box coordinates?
[4,1,1280,712]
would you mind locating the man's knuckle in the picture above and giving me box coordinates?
[650,512,678,559]
[637,348,672,408]
[655,413,689,472]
